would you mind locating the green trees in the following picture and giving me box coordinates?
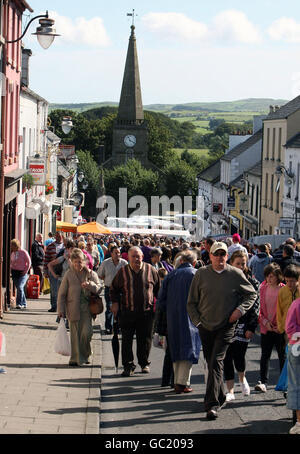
[50,105,254,216]
[76,150,101,218]
[104,159,160,203]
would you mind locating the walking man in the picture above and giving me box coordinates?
[31,233,45,290]
[110,246,160,376]
[97,246,127,334]
[187,242,257,420]
[43,231,64,312]
[157,250,201,394]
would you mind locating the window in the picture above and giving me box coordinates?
[266,128,270,159]
[278,128,282,161]
[276,186,280,212]
[264,172,269,207]
[255,186,259,218]
[270,174,274,210]
[272,128,276,160]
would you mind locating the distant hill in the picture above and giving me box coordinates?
[49,98,289,114]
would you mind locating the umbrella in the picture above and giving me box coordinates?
[112,319,120,373]
[56,221,77,233]
[77,221,112,235]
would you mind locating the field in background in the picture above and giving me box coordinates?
[173,148,209,158]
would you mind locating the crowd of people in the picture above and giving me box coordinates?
[9,231,300,434]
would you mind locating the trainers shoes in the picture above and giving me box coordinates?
[141,365,150,374]
[289,423,300,434]
[255,381,267,393]
[206,406,219,420]
[241,379,251,396]
[226,392,235,402]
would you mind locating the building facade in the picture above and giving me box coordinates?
[261,99,300,235]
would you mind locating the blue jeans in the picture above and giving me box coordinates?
[13,274,29,308]
[287,344,300,411]
[49,274,59,310]
[104,286,114,332]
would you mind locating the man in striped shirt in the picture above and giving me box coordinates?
[110,246,160,377]
[43,232,64,312]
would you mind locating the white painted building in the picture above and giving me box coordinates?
[18,49,58,250]
[280,132,300,238]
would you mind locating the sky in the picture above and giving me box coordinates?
[22,0,300,105]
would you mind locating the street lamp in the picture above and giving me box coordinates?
[275,163,295,195]
[7,11,60,49]
[61,116,73,135]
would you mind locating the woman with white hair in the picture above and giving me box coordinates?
[57,248,102,366]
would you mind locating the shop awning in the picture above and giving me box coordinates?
[56,221,77,233]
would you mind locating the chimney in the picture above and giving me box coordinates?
[21,48,32,87]
[269,105,274,114]
[274,105,280,111]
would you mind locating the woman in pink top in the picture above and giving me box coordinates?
[10,239,31,309]
[255,263,285,393]
[285,297,300,434]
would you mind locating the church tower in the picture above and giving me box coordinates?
[108,20,150,167]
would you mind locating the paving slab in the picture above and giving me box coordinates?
[0,294,102,434]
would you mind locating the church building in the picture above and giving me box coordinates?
[104,22,152,168]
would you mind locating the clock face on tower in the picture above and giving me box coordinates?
[124,135,136,148]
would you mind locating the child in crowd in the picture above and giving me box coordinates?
[224,251,260,401]
[255,263,286,392]
[285,294,300,434]
[277,265,300,340]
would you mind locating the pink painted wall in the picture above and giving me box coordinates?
[4,1,23,175]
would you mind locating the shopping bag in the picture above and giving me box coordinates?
[54,319,71,356]
[275,345,289,392]
[0,331,6,357]
[42,277,51,295]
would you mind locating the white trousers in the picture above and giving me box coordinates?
[173,360,192,386]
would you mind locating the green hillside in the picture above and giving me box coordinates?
[49,98,288,115]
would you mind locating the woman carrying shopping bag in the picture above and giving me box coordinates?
[57,248,102,366]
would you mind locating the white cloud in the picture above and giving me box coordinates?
[141,12,209,42]
[268,17,300,43]
[50,11,111,47]
[212,10,262,44]
[142,10,261,44]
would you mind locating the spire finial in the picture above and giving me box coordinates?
[127,9,137,27]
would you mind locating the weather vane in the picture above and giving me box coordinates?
[127,9,137,26]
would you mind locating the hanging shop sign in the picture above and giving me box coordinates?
[29,158,46,185]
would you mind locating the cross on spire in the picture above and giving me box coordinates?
[127,9,137,26]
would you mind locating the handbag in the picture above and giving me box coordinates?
[89,293,104,315]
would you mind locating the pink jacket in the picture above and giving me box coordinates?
[285,298,300,344]
[259,281,285,334]
[10,249,31,274]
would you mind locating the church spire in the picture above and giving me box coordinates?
[117,18,144,123]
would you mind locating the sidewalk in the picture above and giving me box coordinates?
[0,294,102,434]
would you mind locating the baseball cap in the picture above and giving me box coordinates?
[210,242,228,255]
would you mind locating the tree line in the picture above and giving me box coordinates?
[49,108,251,217]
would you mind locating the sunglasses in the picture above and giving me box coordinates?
[212,251,226,257]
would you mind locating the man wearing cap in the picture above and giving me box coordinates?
[187,242,257,421]
[227,234,248,261]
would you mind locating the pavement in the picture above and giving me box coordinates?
[0,293,102,434]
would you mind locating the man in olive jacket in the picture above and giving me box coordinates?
[187,242,257,420]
